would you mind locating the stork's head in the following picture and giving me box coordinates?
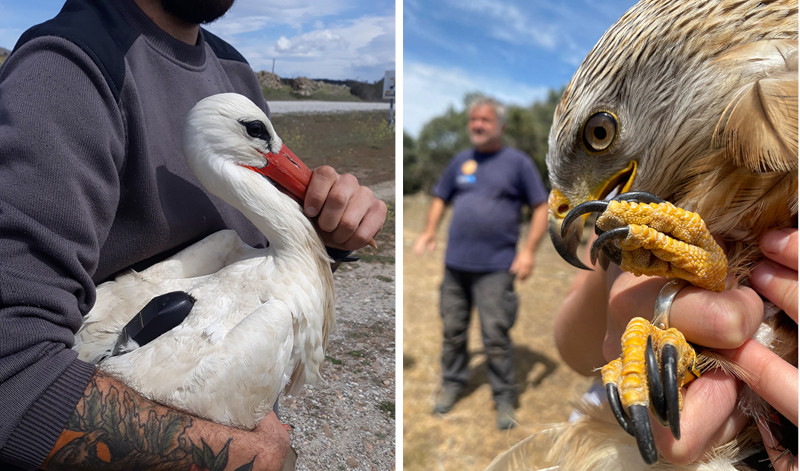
[545,0,797,266]
[183,93,311,202]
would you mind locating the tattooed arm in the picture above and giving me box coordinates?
[42,371,290,471]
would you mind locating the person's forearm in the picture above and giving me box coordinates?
[42,370,288,471]
[422,197,446,236]
[554,268,609,376]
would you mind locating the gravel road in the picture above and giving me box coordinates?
[281,180,396,471]
[269,101,392,115]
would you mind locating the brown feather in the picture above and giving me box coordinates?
[712,40,798,174]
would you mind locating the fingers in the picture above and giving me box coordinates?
[509,255,534,281]
[413,233,436,254]
[303,166,338,218]
[304,166,387,251]
[760,228,798,271]
[751,260,798,322]
[668,282,764,348]
[604,271,764,360]
[752,228,798,322]
[719,339,799,427]
[650,370,748,465]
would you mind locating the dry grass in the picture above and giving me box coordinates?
[271,111,394,188]
[402,193,595,470]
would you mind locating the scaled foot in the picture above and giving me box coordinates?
[563,192,727,292]
[553,192,727,464]
[601,317,701,464]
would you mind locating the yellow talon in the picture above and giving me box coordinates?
[596,200,726,291]
[601,316,700,422]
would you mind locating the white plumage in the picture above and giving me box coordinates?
[74,93,335,429]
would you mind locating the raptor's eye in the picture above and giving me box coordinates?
[242,120,269,140]
[581,112,618,152]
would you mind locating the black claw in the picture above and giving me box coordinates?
[605,382,635,436]
[662,343,681,439]
[551,191,666,271]
[549,221,591,270]
[590,227,627,266]
[602,244,622,266]
[646,337,668,426]
[629,404,658,465]
[562,200,609,239]
[614,191,666,204]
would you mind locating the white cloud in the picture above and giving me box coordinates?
[234,15,393,80]
[275,29,348,56]
[219,0,351,30]
[205,15,272,37]
[403,61,549,137]
[441,0,559,49]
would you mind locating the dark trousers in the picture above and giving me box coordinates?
[439,267,518,405]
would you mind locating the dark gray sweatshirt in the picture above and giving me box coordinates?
[0,0,270,466]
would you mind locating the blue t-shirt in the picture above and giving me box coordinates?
[433,147,548,272]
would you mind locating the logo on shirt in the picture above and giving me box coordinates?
[457,159,478,184]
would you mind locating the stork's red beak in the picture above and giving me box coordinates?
[247,143,378,248]
[248,144,312,203]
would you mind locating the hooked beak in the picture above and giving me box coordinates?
[247,143,312,203]
[548,161,637,270]
[548,188,590,270]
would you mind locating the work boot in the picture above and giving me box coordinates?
[496,402,516,430]
[433,386,460,414]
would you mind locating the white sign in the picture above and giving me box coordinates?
[382,69,395,100]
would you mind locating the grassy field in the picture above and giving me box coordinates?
[271,111,394,188]
[263,86,361,102]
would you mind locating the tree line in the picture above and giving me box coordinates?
[403,88,564,195]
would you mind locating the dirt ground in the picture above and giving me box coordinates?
[402,193,595,471]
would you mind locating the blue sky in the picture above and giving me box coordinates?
[0,0,395,81]
[403,0,636,136]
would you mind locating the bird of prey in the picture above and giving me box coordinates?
[74,93,335,430]
[544,0,797,467]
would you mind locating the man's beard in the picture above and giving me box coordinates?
[160,0,235,25]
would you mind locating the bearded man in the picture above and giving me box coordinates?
[0,1,386,469]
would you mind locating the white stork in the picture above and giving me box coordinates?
[73,93,335,430]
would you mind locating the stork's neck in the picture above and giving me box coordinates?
[204,162,328,266]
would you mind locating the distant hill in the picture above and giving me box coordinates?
[256,71,387,102]
[0,47,9,66]
[312,78,386,102]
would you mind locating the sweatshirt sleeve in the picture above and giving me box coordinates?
[0,37,125,468]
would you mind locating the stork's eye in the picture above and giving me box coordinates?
[581,111,618,152]
[241,120,269,140]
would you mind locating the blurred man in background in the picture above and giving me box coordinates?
[413,96,548,430]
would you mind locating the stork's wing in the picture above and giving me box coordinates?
[75,230,264,363]
[100,297,295,430]
[713,39,798,173]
